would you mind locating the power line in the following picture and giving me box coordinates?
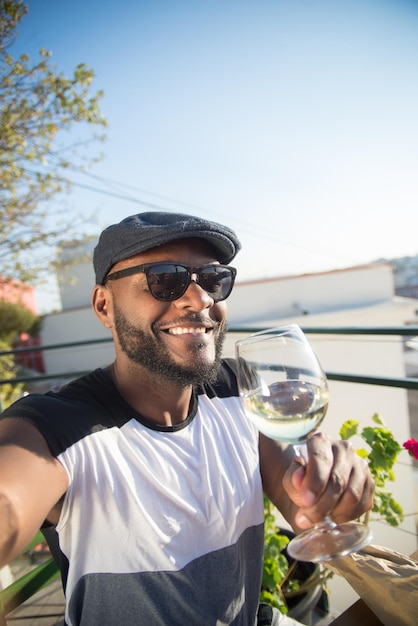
[69,170,351,263]
[67,179,170,211]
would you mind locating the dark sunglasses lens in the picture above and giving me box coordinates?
[198,267,234,301]
[147,264,189,300]
[145,264,235,302]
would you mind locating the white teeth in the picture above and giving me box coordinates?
[168,327,207,335]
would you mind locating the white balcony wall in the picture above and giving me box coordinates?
[226,263,395,326]
[57,240,95,310]
[41,307,114,375]
[42,262,402,376]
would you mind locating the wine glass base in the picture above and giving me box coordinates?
[286,521,373,563]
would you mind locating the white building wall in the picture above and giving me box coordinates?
[58,259,95,310]
[42,263,398,375]
[57,240,95,310]
[41,307,114,375]
[226,263,394,325]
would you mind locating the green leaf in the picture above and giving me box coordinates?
[356,448,369,460]
[260,589,288,613]
[339,419,359,440]
[373,488,404,526]
[371,413,385,426]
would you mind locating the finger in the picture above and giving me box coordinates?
[285,463,317,508]
[330,456,375,524]
[293,435,346,527]
[300,432,335,500]
[282,433,334,519]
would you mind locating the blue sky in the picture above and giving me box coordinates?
[13,0,418,311]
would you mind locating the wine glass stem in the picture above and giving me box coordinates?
[319,515,337,530]
[293,442,308,462]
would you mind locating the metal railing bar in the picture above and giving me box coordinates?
[1,325,418,359]
[233,326,418,336]
[0,337,112,357]
[301,326,418,336]
[326,372,418,390]
[1,370,417,390]
[1,326,418,389]
[0,372,91,386]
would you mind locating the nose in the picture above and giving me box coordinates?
[174,278,214,310]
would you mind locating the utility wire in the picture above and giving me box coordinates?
[68,170,352,263]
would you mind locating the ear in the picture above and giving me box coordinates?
[92,285,114,329]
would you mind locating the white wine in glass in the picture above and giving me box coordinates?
[235,324,372,562]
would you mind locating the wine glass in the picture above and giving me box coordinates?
[235,324,372,562]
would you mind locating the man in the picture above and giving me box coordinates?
[0,212,374,625]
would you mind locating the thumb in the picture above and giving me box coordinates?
[285,461,316,507]
[291,463,306,491]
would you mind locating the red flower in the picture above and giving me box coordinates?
[403,438,418,460]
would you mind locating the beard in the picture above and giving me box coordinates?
[113,303,226,387]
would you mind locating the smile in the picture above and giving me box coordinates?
[166,326,209,335]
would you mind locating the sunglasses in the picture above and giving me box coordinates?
[104,262,237,302]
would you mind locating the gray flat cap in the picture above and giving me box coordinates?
[93,211,241,284]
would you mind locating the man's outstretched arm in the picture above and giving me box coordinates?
[0,418,68,568]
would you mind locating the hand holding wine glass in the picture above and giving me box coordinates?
[235,324,372,562]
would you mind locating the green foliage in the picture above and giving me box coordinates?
[261,496,331,614]
[0,338,25,409]
[0,298,42,343]
[0,297,42,408]
[261,497,290,612]
[340,413,404,526]
[0,0,107,283]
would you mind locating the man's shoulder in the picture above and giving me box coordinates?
[2,368,109,414]
[0,368,131,456]
[219,357,238,385]
[200,358,239,400]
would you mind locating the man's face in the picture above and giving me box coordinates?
[106,239,229,386]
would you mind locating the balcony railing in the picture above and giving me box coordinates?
[1,325,418,390]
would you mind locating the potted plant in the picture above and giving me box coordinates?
[261,413,418,619]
